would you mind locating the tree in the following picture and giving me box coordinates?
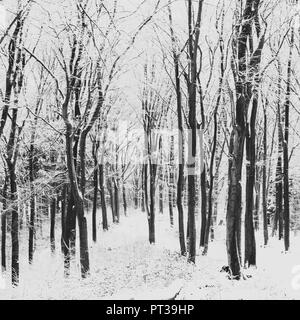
[226,0,262,278]
[186,0,204,264]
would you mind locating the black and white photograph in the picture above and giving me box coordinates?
[0,0,300,303]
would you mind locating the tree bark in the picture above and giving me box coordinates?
[1,176,8,271]
[262,108,268,246]
[283,26,293,251]
[244,106,257,267]
[50,197,56,253]
[99,163,108,230]
[92,161,98,242]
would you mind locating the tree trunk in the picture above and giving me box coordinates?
[186,0,203,263]
[61,184,67,254]
[134,173,139,209]
[141,177,145,213]
[274,117,284,240]
[262,109,268,246]
[226,0,262,278]
[169,136,174,227]
[244,97,257,268]
[92,163,98,242]
[149,163,157,243]
[28,165,35,264]
[168,181,174,227]
[1,176,8,271]
[114,179,120,223]
[9,162,19,286]
[122,182,127,217]
[159,169,164,214]
[50,197,56,253]
[107,177,116,223]
[168,2,186,254]
[254,172,260,231]
[99,163,108,230]
[283,26,293,251]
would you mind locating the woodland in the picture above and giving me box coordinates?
[0,0,300,300]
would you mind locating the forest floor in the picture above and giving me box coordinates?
[1,208,300,299]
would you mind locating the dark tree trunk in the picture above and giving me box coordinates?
[227,130,244,278]
[254,174,260,231]
[107,177,116,223]
[122,183,127,216]
[262,109,268,246]
[64,191,76,276]
[28,176,35,263]
[61,184,67,254]
[141,181,145,213]
[168,136,174,227]
[244,97,257,268]
[226,0,262,279]
[92,163,98,242]
[177,153,186,255]
[148,163,157,243]
[1,176,8,271]
[50,197,56,253]
[144,152,157,244]
[283,27,293,252]
[168,183,174,227]
[77,200,89,278]
[168,2,186,254]
[274,117,283,240]
[134,173,139,209]
[186,0,203,264]
[159,167,164,214]
[200,165,207,247]
[99,164,108,230]
[114,179,120,223]
[9,162,19,286]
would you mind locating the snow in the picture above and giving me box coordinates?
[1,208,300,300]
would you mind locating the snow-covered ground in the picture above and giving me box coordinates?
[1,208,300,300]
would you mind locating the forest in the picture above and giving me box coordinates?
[0,0,300,300]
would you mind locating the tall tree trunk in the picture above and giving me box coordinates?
[122,182,127,217]
[65,191,76,276]
[168,0,186,254]
[28,145,35,263]
[50,197,56,253]
[244,102,257,267]
[262,108,268,246]
[274,66,284,239]
[283,26,293,251]
[64,112,89,277]
[159,155,164,214]
[1,176,8,271]
[99,163,108,230]
[168,182,174,227]
[61,184,67,254]
[92,163,98,242]
[9,162,19,286]
[107,176,116,223]
[226,0,262,278]
[186,0,203,264]
[200,164,207,246]
[274,154,283,238]
[148,163,157,244]
[168,135,174,227]
[141,184,145,213]
[114,179,120,223]
[253,169,260,231]
[134,172,139,209]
